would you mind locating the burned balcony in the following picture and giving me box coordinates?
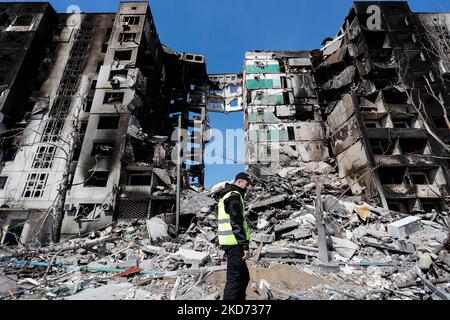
[91,142,115,157]
[103,92,125,104]
[399,138,430,155]
[84,171,109,187]
[97,116,120,130]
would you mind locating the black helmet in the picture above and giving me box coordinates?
[235,172,254,185]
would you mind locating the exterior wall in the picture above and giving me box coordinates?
[243,51,329,176]
[0,12,115,244]
[0,2,57,129]
[312,1,450,212]
[0,2,209,244]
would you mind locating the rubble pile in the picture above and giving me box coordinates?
[1,166,450,300]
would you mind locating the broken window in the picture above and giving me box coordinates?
[73,122,88,162]
[1,220,25,246]
[57,77,78,96]
[96,62,103,72]
[22,173,48,198]
[84,171,109,187]
[104,92,124,104]
[295,109,315,121]
[0,176,7,189]
[409,171,429,185]
[124,16,140,25]
[98,116,120,129]
[378,167,405,184]
[420,200,442,213]
[91,142,115,157]
[399,139,428,155]
[109,70,128,88]
[392,120,409,128]
[90,80,97,90]
[50,98,72,118]
[42,120,64,143]
[118,33,137,43]
[387,200,410,214]
[128,174,152,186]
[281,76,288,89]
[64,59,83,76]
[109,69,128,81]
[33,146,56,169]
[364,120,380,128]
[114,50,133,61]
[73,204,103,220]
[84,98,93,113]
[13,15,33,26]
[370,139,395,155]
[287,127,295,141]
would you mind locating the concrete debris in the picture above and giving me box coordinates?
[171,249,211,268]
[146,218,169,243]
[329,236,359,260]
[0,167,449,301]
[387,216,422,239]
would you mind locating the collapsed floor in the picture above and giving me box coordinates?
[1,161,449,300]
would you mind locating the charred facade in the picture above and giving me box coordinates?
[244,2,450,214]
[0,1,209,245]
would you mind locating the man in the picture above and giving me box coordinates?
[218,172,253,300]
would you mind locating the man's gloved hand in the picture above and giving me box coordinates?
[243,250,250,261]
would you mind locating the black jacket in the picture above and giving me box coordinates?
[219,183,249,251]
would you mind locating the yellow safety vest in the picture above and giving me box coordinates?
[218,191,251,246]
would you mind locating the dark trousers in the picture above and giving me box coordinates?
[223,246,250,300]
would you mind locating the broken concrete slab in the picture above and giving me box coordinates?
[261,245,318,259]
[387,216,422,238]
[153,168,172,187]
[64,282,134,300]
[116,259,139,269]
[248,195,287,211]
[181,191,216,214]
[171,249,210,267]
[329,236,359,260]
[251,233,275,244]
[257,218,270,230]
[146,218,169,242]
[323,195,356,216]
[282,229,312,240]
[274,220,299,234]
[142,245,165,255]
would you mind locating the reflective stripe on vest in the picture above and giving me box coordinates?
[217,191,251,246]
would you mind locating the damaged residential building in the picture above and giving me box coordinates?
[0,1,209,245]
[1,0,450,247]
[240,1,450,215]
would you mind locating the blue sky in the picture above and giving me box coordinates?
[7,0,448,187]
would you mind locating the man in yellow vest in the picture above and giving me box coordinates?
[218,172,253,300]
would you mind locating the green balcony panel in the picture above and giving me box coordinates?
[248,112,280,123]
[247,79,281,89]
[246,64,280,74]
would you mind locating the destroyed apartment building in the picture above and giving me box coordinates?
[218,1,450,216]
[1,0,450,301]
[0,1,209,245]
